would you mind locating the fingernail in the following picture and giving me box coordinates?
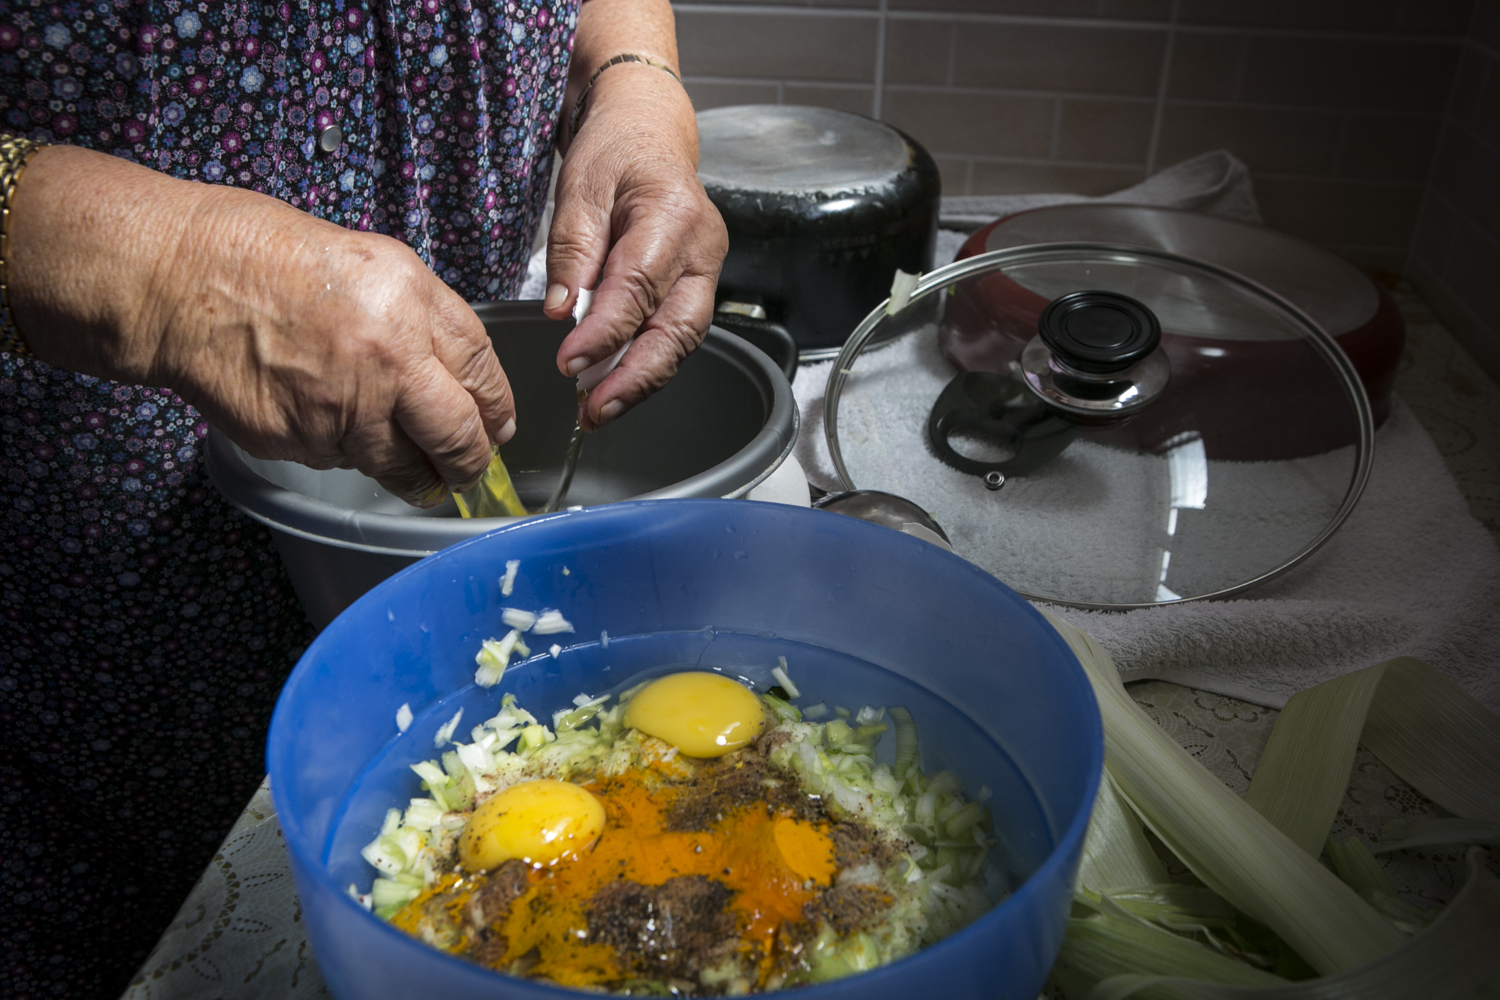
[597,399,625,424]
[565,356,590,377]
[544,283,569,312]
[418,482,450,508]
[495,417,516,445]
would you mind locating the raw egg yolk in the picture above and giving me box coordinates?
[623,672,766,758]
[458,779,605,872]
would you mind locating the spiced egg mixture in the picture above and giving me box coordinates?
[361,668,997,995]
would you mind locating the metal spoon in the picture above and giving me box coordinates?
[539,406,586,513]
[540,288,622,514]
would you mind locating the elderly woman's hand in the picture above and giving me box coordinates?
[543,0,728,431]
[9,145,514,506]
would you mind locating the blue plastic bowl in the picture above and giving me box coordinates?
[268,499,1102,1000]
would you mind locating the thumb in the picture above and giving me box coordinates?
[543,179,609,321]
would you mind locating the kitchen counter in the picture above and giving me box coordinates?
[120,283,1500,1000]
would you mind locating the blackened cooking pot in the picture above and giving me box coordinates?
[698,105,940,360]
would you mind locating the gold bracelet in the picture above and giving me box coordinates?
[0,133,47,358]
[567,53,682,142]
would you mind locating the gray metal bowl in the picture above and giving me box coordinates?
[206,301,797,627]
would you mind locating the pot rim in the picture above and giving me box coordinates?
[205,325,798,556]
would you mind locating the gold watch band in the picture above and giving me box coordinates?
[0,133,48,358]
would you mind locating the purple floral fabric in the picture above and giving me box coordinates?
[0,1,578,997]
[0,0,576,295]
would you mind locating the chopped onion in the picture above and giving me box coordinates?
[500,559,519,597]
[410,760,446,787]
[395,703,413,733]
[474,630,521,688]
[889,705,918,783]
[532,610,574,634]
[771,657,800,699]
[501,607,537,631]
[886,269,921,316]
[549,644,562,659]
[432,708,463,748]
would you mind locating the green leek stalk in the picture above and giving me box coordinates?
[454,446,528,518]
[1243,657,1500,857]
[1042,611,1406,975]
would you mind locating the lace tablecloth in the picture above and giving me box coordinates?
[122,284,1500,998]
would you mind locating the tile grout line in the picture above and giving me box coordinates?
[1329,113,1352,177]
[1048,97,1063,159]
[1402,8,1479,280]
[1232,34,1248,102]
[872,0,888,120]
[673,5,1474,43]
[1144,0,1180,176]
[748,78,1449,118]
[946,20,955,88]
[1425,188,1500,252]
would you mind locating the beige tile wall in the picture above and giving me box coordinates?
[1408,0,1500,381]
[674,0,1473,274]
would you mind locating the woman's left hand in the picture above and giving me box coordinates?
[543,0,727,431]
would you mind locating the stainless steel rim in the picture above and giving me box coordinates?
[206,327,799,555]
[823,242,1376,611]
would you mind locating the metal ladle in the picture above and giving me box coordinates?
[812,489,953,551]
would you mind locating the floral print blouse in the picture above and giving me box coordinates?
[0,0,578,995]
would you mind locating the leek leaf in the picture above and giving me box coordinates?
[455,446,528,518]
[1056,909,1287,995]
[1361,658,1500,825]
[1374,817,1500,854]
[1043,611,1405,975]
[1078,770,1169,894]
[1241,667,1381,856]
[1083,849,1500,1000]
[1324,837,1431,932]
[1242,657,1500,858]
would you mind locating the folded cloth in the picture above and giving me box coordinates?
[939,149,1263,231]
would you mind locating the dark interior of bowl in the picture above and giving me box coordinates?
[472,302,774,509]
[325,630,1053,905]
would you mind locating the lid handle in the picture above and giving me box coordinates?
[1039,291,1161,375]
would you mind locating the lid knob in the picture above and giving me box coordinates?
[1038,291,1160,375]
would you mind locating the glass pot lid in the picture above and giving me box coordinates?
[824,244,1374,609]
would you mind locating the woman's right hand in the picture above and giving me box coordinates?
[7,144,514,506]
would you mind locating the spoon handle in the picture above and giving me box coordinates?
[540,419,586,513]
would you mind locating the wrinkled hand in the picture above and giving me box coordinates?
[11,146,514,506]
[544,64,728,431]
